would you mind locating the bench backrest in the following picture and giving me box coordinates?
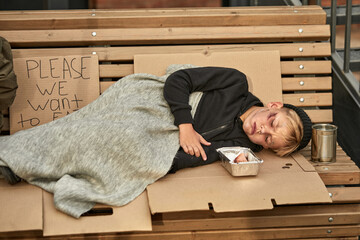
[0,5,332,135]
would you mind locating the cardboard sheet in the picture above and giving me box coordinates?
[134,51,331,214]
[43,191,152,236]
[10,55,100,134]
[134,51,283,105]
[147,150,332,214]
[0,180,43,233]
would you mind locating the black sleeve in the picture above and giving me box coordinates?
[164,67,249,126]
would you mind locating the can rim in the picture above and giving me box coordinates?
[312,123,338,131]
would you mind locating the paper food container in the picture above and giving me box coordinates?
[217,147,263,176]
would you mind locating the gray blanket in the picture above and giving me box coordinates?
[0,64,201,218]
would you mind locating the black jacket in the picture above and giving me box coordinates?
[164,67,263,172]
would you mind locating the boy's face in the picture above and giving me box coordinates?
[242,102,290,150]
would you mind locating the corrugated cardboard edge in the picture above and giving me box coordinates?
[291,152,317,172]
[43,191,152,236]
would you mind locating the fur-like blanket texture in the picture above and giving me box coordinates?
[0,64,201,218]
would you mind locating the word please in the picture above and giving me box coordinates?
[25,56,91,80]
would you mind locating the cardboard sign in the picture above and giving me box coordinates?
[10,55,100,134]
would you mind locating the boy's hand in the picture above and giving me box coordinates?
[179,123,211,161]
[234,153,248,163]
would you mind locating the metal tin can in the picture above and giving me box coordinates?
[311,124,338,163]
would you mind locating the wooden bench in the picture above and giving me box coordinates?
[0,5,359,239]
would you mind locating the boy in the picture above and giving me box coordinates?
[164,67,312,173]
[1,67,312,182]
[0,65,312,217]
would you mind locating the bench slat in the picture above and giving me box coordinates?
[1,25,330,47]
[97,61,332,78]
[282,77,332,91]
[12,42,331,60]
[281,60,332,75]
[0,6,326,30]
[315,166,360,185]
[305,109,332,123]
[328,187,360,203]
[99,65,133,78]
[81,225,360,240]
[0,5,325,15]
[283,93,332,107]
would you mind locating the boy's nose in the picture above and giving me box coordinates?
[260,124,274,134]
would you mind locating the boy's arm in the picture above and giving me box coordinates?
[168,139,250,173]
[164,67,249,126]
[164,67,249,160]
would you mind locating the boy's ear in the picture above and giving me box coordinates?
[266,102,283,109]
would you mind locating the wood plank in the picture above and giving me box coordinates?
[305,109,333,123]
[99,64,133,78]
[12,42,331,60]
[61,225,359,240]
[4,230,359,240]
[282,77,332,91]
[281,60,332,75]
[315,165,360,185]
[0,6,325,16]
[328,187,360,203]
[1,25,330,47]
[192,225,360,240]
[0,6,326,30]
[0,5,325,15]
[100,81,115,94]
[296,238,358,240]
[283,93,332,107]
[97,61,332,79]
[10,224,357,240]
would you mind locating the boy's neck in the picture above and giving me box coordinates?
[239,105,261,122]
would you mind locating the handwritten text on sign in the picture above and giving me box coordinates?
[10,55,99,134]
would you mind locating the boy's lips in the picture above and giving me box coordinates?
[251,122,256,135]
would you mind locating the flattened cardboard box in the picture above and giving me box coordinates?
[0,180,43,233]
[1,54,152,236]
[134,51,284,104]
[134,51,332,214]
[147,151,332,214]
[43,191,152,236]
